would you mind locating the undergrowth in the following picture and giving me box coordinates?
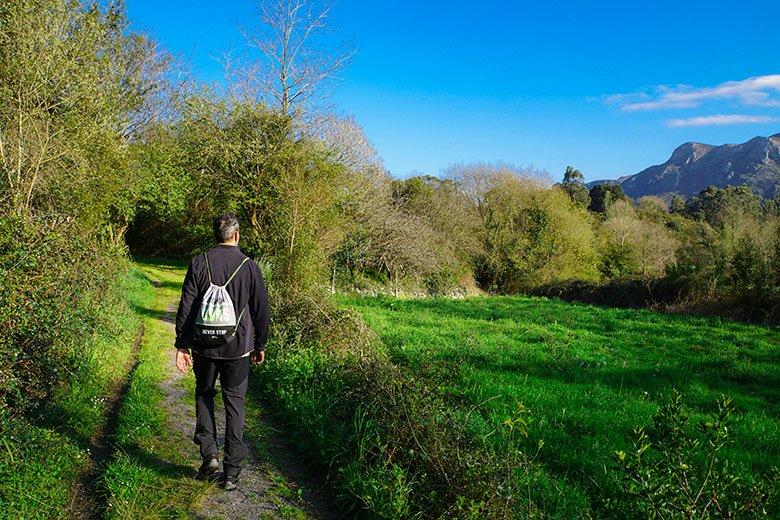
[256,294,587,518]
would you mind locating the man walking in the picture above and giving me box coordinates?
[174,214,269,491]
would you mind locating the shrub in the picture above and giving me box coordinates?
[610,391,778,519]
[423,266,462,296]
[0,216,129,418]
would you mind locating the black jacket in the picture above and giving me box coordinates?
[175,244,270,358]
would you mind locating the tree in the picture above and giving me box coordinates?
[562,165,584,184]
[478,176,598,292]
[556,166,590,207]
[168,96,349,294]
[0,0,169,417]
[636,196,668,216]
[588,182,630,213]
[684,185,762,229]
[239,0,354,118]
[0,0,167,230]
[444,162,550,226]
[390,175,483,282]
[763,192,780,219]
[669,194,686,214]
[599,200,679,279]
[311,114,383,174]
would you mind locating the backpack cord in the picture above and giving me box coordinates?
[204,253,248,287]
[204,252,212,284]
[236,305,247,326]
[224,257,250,286]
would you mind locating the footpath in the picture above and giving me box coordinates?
[92,261,337,520]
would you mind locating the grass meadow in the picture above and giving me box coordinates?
[337,294,780,514]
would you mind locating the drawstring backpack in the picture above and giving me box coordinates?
[194,253,249,347]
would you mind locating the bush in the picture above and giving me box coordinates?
[423,266,462,296]
[0,215,130,418]
[667,215,780,322]
[610,391,778,519]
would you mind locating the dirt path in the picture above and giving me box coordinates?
[157,303,339,520]
[68,326,145,520]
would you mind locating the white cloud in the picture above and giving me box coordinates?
[607,75,780,112]
[665,114,775,128]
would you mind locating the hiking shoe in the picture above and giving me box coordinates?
[222,474,239,491]
[196,457,219,481]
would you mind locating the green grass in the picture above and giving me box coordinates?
[0,268,150,520]
[337,294,780,515]
[101,259,206,519]
[1,258,318,519]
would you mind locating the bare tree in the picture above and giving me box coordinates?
[444,162,550,224]
[241,0,354,118]
[312,114,382,173]
[604,199,679,278]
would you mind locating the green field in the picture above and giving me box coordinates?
[337,294,780,515]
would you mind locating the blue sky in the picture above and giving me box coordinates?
[127,0,780,181]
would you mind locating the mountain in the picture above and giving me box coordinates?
[589,134,780,199]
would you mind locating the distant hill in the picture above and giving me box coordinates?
[588,134,780,199]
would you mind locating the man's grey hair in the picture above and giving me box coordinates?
[213,213,240,243]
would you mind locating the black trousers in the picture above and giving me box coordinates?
[192,353,250,477]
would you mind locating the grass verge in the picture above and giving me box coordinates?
[100,260,205,519]
[0,267,150,520]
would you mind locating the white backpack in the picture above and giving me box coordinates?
[194,253,249,347]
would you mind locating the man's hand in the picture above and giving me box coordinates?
[252,350,265,365]
[175,348,192,373]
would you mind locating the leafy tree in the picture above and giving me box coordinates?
[136,96,350,294]
[555,166,590,207]
[636,196,668,216]
[669,194,686,214]
[0,0,166,231]
[764,198,780,219]
[558,183,591,208]
[391,176,435,205]
[479,176,598,292]
[0,0,166,415]
[684,185,761,229]
[444,162,550,226]
[388,175,483,292]
[562,165,584,184]
[588,182,630,213]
